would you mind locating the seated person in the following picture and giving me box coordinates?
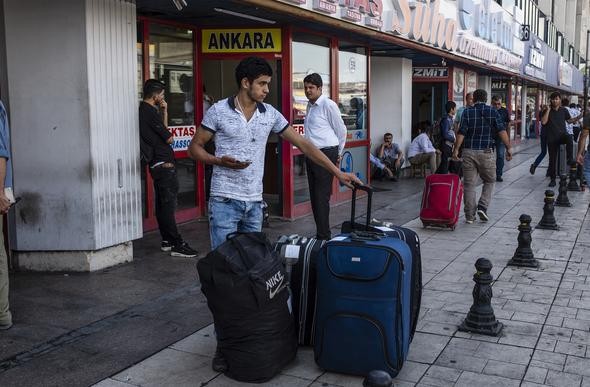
[377,132,405,181]
[370,154,395,181]
[408,124,440,174]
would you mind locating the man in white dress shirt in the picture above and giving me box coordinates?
[408,123,440,175]
[303,73,347,240]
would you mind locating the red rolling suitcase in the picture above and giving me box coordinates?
[420,174,463,230]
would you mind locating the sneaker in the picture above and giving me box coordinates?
[529,164,536,175]
[0,321,13,330]
[496,176,503,182]
[212,349,228,373]
[477,209,489,222]
[466,219,474,224]
[548,180,556,187]
[171,242,198,258]
[389,176,398,182]
[160,241,173,252]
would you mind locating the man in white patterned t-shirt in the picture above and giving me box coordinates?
[189,57,361,249]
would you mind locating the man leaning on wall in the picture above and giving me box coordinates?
[0,98,13,330]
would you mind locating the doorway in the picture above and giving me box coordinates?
[412,83,448,137]
[201,58,283,215]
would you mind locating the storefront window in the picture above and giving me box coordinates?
[149,24,196,210]
[291,33,330,205]
[338,43,367,141]
[149,24,194,126]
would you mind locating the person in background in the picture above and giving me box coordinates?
[453,92,474,131]
[530,104,549,176]
[377,132,404,181]
[408,123,440,175]
[577,106,590,186]
[139,79,199,258]
[302,72,347,240]
[0,99,13,330]
[370,153,395,180]
[491,95,510,182]
[436,101,456,174]
[454,89,512,224]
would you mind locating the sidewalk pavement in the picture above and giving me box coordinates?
[0,139,550,386]
[90,141,590,387]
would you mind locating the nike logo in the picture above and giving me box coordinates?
[268,278,285,300]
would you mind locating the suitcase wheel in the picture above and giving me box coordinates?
[449,224,456,231]
[422,222,428,228]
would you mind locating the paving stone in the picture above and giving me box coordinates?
[503,300,551,315]
[524,366,548,383]
[545,316,564,327]
[545,370,583,387]
[529,359,565,372]
[533,350,568,366]
[315,372,365,387]
[455,370,520,387]
[565,356,590,377]
[536,338,557,351]
[169,331,216,357]
[407,332,450,364]
[498,332,539,348]
[475,342,533,365]
[423,365,462,383]
[555,341,587,357]
[92,379,136,387]
[482,359,527,379]
[280,347,324,381]
[417,376,455,387]
[208,374,312,386]
[395,360,429,383]
[435,352,487,373]
[542,325,573,341]
[416,321,457,336]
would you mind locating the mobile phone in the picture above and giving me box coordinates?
[8,197,20,209]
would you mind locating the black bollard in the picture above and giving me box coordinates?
[363,370,393,387]
[567,165,581,191]
[507,214,539,268]
[459,258,503,336]
[555,174,572,207]
[537,190,560,230]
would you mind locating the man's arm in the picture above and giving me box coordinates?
[541,107,550,125]
[187,127,249,169]
[498,130,512,160]
[281,126,362,188]
[577,128,589,165]
[378,144,386,159]
[326,102,347,156]
[0,157,9,214]
[452,134,464,159]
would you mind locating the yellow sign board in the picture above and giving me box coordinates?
[202,29,282,53]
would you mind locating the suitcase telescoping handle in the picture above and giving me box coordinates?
[350,182,373,229]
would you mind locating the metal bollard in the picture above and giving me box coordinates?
[555,174,572,207]
[363,370,393,387]
[459,258,503,336]
[507,214,539,268]
[536,190,560,230]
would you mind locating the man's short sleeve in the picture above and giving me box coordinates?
[393,143,400,155]
[269,105,289,134]
[564,107,571,121]
[201,103,218,133]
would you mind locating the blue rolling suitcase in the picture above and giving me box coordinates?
[314,187,414,377]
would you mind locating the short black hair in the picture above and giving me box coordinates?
[561,98,570,106]
[143,79,165,99]
[491,95,501,103]
[384,132,393,138]
[235,56,273,88]
[550,91,561,100]
[445,101,456,113]
[473,89,487,103]
[303,73,323,87]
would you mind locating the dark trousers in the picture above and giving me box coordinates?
[533,133,547,167]
[547,133,574,180]
[306,146,339,240]
[151,167,182,245]
[436,143,453,174]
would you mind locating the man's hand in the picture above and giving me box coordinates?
[159,99,168,111]
[578,152,586,165]
[337,171,363,188]
[218,156,251,170]
[166,136,174,145]
[0,192,11,215]
[395,159,400,168]
[336,155,342,165]
[505,147,513,161]
[452,150,460,161]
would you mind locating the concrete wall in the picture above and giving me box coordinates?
[0,0,7,103]
[477,76,492,101]
[3,0,141,256]
[369,57,412,165]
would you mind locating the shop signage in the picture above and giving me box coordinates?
[202,29,282,53]
[559,58,573,87]
[491,80,508,89]
[168,126,196,152]
[466,71,477,92]
[277,0,523,72]
[412,67,448,78]
[453,67,465,106]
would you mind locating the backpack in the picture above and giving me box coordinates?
[431,118,443,150]
[196,232,297,383]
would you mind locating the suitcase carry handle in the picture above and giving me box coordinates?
[350,231,383,241]
[351,182,373,229]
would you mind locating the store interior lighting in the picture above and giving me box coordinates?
[172,0,187,11]
[214,8,276,24]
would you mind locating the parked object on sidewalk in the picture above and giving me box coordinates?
[341,185,422,341]
[274,234,326,346]
[314,199,416,376]
[459,258,503,336]
[507,214,539,268]
[537,190,560,230]
[567,165,582,191]
[555,175,572,207]
[197,232,297,383]
[363,370,393,387]
[420,174,463,230]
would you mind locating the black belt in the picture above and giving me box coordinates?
[151,162,175,169]
[320,145,339,151]
[464,148,494,153]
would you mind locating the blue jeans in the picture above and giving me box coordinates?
[533,134,547,167]
[208,196,263,250]
[495,138,505,178]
